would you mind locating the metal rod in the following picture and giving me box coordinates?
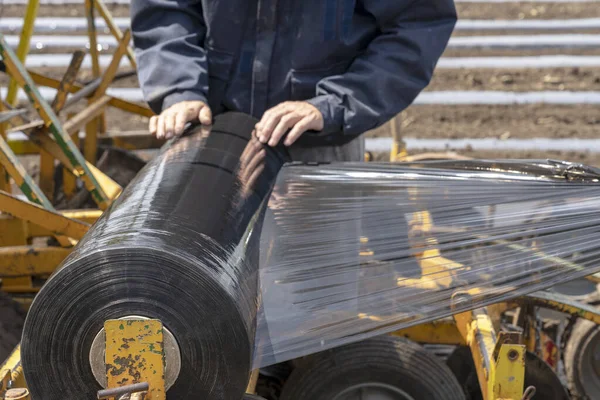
[97,383,149,399]
[5,0,40,106]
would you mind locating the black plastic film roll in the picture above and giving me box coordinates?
[22,112,287,399]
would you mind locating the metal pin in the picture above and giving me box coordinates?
[97,382,149,399]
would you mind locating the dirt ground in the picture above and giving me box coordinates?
[6,65,600,92]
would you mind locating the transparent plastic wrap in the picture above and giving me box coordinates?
[255,160,600,367]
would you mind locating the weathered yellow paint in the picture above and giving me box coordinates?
[5,0,40,106]
[0,190,89,241]
[25,70,153,117]
[454,309,496,400]
[0,209,100,241]
[246,369,259,394]
[0,345,27,390]
[0,214,29,246]
[392,320,466,345]
[105,319,166,400]
[517,291,600,325]
[454,308,525,400]
[493,344,525,400]
[0,246,71,277]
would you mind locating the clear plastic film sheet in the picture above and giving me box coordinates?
[254,160,600,368]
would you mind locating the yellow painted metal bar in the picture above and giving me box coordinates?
[94,0,137,69]
[0,190,89,240]
[454,309,497,400]
[0,345,26,390]
[493,344,525,400]
[85,111,99,163]
[0,214,28,246]
[105,320,166,400]
[25,123,122,201]
[389,116,407,162]
[0,134,52,208]
[38,150,54,201]
[5,0,40,106]
[91,29,132,103]
[246,370,259,394]
[392,320,466,345]
[0,367,10,397]
[63,128,79,200]
[85,0,101,83]
[517,291,600,325]
[63,95,112,134]
[0,246,71,277]
[7,129,162,155]
[86,28,131,163]
[0,102,9,194]
[454,307,525,400]
[22,70,154,117]
[51,51,85,113]
[0,209,100,238]
[85,0,107,136]
[0,34,111,209]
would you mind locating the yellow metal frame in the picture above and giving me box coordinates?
[105,319,166,400]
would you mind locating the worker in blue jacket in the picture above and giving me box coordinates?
[131,0,456,162]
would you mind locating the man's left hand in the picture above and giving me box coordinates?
[255,101,324,147]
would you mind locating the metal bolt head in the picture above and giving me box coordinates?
[507,349,520,361]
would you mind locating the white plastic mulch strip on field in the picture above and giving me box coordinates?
[416,91,600,105]
[449,34,600,48]
[8,34,600,51]
[4,87,600,106]
[0,17,130,33]
[21,54,129,68]
[438,55,600,68]
[364,138,600,153]
[4,17,600,33]
[18,53,600,69]
[3,35,121,49]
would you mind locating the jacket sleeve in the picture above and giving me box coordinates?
[306,0,456,137]
[131,0,208,114]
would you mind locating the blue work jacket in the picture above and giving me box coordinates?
[131,0,456,145]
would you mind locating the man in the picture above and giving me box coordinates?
[131,0,456,162]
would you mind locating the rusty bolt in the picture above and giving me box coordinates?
[5,388,30,399]
[507,349,520,361]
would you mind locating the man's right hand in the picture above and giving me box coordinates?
[150,101,212,139]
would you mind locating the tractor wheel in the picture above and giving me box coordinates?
[447,346,569,400]
[564,318,600,399]
[0,291,26,363]
[280,336,466,400]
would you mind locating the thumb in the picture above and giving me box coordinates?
[199,105,213,125]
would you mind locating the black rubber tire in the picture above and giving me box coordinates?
[280,336,466,400]
[0,291,26,363]
[564,318,600,399]
[447,346,569,400]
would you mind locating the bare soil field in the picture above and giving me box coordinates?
[367,104,600,140]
